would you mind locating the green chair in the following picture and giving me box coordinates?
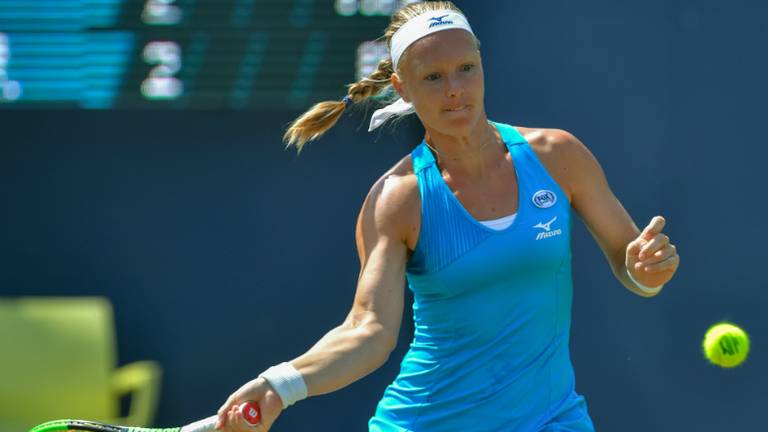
[0,297,162,431]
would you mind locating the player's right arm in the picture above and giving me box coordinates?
[217,169,415,431]
[289,172,412,395]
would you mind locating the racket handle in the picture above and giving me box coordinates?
[180,402,261,432]
[239,401,262,425]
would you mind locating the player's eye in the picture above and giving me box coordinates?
[425,73,441,82]
[461,63,475,72]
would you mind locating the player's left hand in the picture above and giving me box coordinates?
[625,215,680,290]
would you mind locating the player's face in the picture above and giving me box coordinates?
[393,30,484,135]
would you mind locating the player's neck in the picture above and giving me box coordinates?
[424,119,506,179]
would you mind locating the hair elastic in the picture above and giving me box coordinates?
[342,95,353,108]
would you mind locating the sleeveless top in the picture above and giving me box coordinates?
[368,121,595,431]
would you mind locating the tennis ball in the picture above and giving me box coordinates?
[702,322,750,368]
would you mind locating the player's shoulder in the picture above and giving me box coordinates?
[367,153,419,208]
[358,153,420,238]
[513,126,594,202]
[514,126,597,169]
[515,126,586,156]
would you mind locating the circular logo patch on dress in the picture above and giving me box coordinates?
[532,190,557,209]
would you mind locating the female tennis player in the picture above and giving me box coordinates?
[215,2,680,431]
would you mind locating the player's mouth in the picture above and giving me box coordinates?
[444,105,469,112]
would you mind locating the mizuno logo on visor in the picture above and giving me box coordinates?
[428,15,454,28]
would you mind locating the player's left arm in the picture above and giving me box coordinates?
[535,129,680,297]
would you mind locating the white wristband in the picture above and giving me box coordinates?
[626,267,663,294]
[258,362,308,409]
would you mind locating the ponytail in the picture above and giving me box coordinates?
[283,58,395,153]
[283,1,465,153]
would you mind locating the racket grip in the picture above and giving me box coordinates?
[239,401,262,425]
[181,402,261,432]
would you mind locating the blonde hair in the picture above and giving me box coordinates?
[283,1,466,153]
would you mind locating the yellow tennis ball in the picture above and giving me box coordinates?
[702,322,750,368]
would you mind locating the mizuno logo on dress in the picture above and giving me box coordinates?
[533,216,562,240]
[428,15,454,28]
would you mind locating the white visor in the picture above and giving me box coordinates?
[390,10,474,71]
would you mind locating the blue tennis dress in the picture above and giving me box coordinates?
[368,122,596,431]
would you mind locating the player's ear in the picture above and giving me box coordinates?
[391,73,410,103]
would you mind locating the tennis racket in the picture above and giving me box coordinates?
[29,401,261,432]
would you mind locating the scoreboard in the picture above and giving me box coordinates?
[0,0,413,109]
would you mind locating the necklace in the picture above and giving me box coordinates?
[423,122,501,160]
[424,134,496,160]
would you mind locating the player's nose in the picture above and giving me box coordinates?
[444,74,464,98]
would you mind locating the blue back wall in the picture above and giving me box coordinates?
[2,1,766,430]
